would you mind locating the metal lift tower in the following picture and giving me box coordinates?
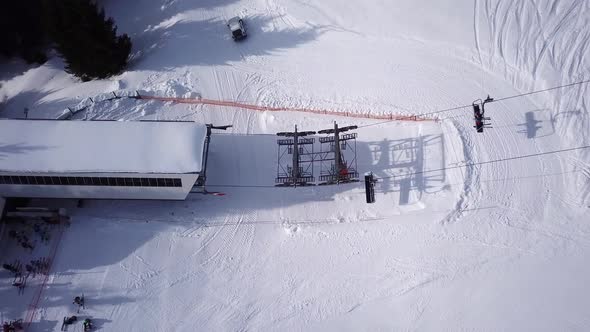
[275,125,316,187]
[317,122,360,185]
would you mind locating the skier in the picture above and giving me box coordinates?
[73,295,85,312]
[83,318,93,331]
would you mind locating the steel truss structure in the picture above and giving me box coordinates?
[276,126,316,187]
[275,122,359,187]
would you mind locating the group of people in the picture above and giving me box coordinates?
[7,230,34,251]
[63,296,93,331]
[2,262,20,275]
[7,219,55,254]
[63,315,93,331]
[32,222,51,244]
[2,320,22,332]
[25,257,50,277]
[2,261,26,294]
[3,257,51,294]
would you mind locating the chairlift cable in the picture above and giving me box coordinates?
[356,79,590,129]
[204,145,590,189]
[490,79,590,103]
[372,145,590,181]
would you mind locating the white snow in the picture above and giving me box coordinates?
[1,0,589,331]
[0,119,206,174]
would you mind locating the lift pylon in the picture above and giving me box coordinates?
[317,122,359,185]
[275,125,316,187]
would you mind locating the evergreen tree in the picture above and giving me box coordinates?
[45,0,131,81]
[0,0,48,64]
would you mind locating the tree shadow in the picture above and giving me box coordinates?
[0,143,53,160]
[101,0,241,40]
[127,14,321,70]
[0,89,74,119]
[0,56,38,82]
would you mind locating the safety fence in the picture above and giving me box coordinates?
[57,90,436,122]
[137,94,435,122]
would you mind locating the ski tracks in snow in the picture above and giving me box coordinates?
[470,0,590,202]
[479,0,589,86]
[265,0,296,30]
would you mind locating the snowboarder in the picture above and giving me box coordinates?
[73,295,85,312]
[83,318,93,331]
[61,316,77,331]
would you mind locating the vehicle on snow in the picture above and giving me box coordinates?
[227,17,247,41]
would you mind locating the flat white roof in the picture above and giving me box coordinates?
[0,120,206,174]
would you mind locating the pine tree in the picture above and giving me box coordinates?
[45,0,131,81]
[0,0,48,64]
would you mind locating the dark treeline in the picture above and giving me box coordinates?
[0,0,131,81]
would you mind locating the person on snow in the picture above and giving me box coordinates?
[83,318,92,330]
[64,316,77,325]
[73,296,83,306]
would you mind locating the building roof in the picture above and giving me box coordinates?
[0,120,207,174]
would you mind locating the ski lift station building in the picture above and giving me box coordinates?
[0,119,207,200]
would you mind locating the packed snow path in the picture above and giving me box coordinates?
[1,0,589,331]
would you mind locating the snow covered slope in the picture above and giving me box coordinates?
[1,0,589,331]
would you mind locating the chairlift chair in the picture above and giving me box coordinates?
[472,96,494,133]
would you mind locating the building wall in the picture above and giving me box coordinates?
[0,172,199,200]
